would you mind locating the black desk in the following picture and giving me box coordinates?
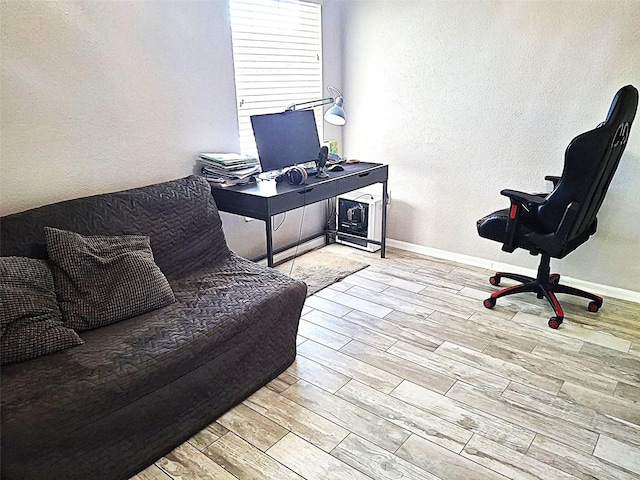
[211,162,388,267]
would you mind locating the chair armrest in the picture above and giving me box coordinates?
[544,175,561,187]
[500,189,547,206]
[498,190,546,251]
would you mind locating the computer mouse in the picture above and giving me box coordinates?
[328,164,344,172]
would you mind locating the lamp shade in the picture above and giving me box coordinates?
[324,96,346,126]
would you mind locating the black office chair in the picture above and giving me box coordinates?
[476,85,638,329]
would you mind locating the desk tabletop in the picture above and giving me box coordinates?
[210,162,386,199]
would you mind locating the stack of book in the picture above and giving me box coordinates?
[198,153,260,187]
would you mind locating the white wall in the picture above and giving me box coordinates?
[342,0,640,292]
[1,0,343,261]
[1,0,238,212]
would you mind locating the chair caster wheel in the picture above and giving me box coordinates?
[588,301,601,313]
[548,316,563,329]
[483,298,496,309]
[489,276,500,286]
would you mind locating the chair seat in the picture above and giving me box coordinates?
[477,208,513,242]
[477,208,596,258]
[477,209,539,252]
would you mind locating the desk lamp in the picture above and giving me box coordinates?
[285,86,346,177]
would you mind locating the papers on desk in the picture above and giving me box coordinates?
[198,153,260,187]
[204,176,257,187]
[199,153,259,167]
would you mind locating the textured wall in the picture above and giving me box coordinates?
[1,0,239,214]
[342,0,640,291]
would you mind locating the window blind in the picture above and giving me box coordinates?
[229,0,323,156]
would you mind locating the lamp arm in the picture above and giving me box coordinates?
[327,85,342,98]
[286,97,334,111]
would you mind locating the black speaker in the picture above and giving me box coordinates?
[276,165,308,185]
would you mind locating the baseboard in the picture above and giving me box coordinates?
[256,237,326,267]
[387,239,640,303]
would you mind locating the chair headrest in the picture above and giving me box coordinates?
[603,84,638,128]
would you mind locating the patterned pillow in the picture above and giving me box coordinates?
[0,256,84,365]
[45,227,176,331]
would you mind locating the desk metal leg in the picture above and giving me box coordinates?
[381,180,388,258]
[326,196,340,246]
[265,218,274,267]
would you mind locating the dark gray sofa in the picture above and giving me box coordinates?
[0,175,306,480]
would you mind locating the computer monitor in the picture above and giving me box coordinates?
[251,110,321,174]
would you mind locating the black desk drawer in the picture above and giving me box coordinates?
[337,166,388,195]
[271,181,337,214]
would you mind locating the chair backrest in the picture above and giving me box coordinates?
[537,85,638,243]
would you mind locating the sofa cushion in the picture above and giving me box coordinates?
[45,227,175,331]
[0,256,84,365]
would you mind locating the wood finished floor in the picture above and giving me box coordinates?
[132,245,640,480]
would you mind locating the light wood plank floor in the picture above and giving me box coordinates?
[132,245,640,480]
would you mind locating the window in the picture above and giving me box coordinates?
[229,0,323,156]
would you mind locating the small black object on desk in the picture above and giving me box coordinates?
[315,146,329,178]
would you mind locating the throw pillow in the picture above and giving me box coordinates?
[45,227,175,331]
[0,256,84,365]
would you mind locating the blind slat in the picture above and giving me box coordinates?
[230,0,323,157]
